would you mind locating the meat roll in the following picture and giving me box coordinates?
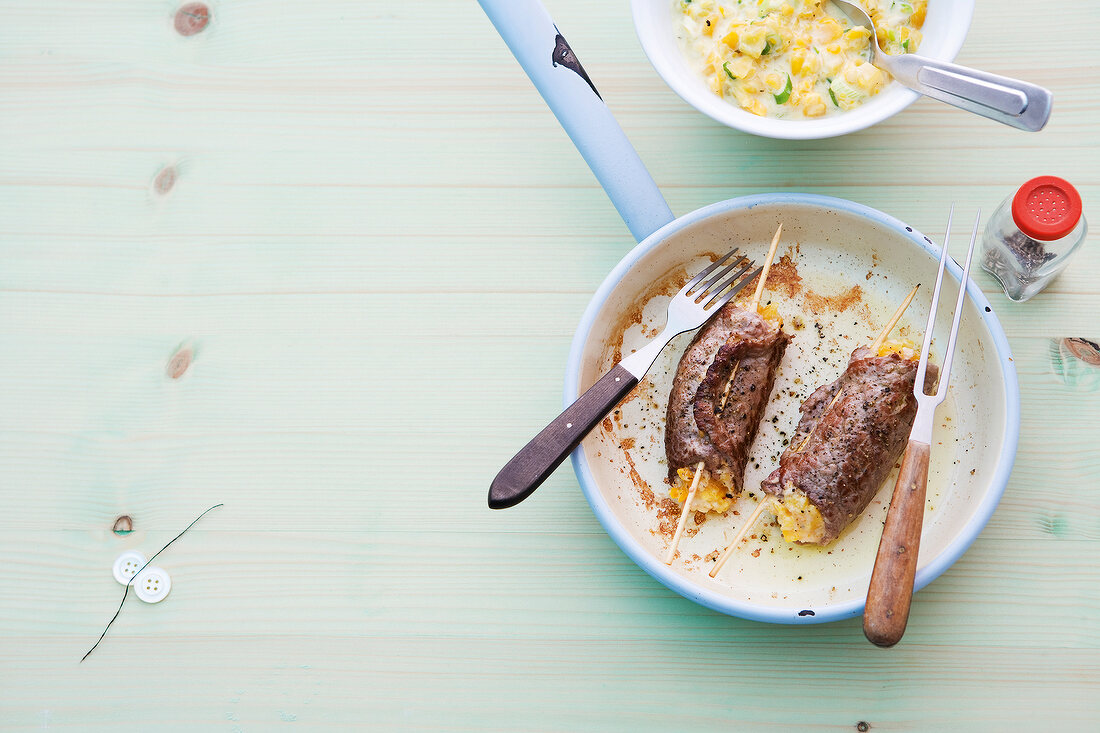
[761,343,939,545]
[693,318,790,488]
[665,304,789,512]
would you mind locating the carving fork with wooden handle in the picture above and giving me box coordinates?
[864,207,979,647]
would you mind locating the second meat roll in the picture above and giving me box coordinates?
[761,343,940,545]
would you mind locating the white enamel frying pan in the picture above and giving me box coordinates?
[479,0,1018,623]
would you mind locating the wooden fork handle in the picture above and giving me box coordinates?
[863,439,931,647]
[488,365,638,509]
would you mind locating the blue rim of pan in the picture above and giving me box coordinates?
[564,192,1019,624]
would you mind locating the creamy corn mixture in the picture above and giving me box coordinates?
[674,0,926,119]
[770,337,920,544]
[769,491,826,543]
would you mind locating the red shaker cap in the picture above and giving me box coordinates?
[1011,176,1082,241]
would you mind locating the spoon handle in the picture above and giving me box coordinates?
[884,53,1052,131]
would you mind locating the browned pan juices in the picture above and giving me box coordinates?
[592,246,961,604]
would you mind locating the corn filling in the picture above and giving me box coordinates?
[876,336,919,360]
[769,491,826,543]
[674,0,926,119]
[757,302,782,327]
[672,466,736,513]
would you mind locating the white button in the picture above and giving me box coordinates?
[133,566,171,603]
[112,550,148,585]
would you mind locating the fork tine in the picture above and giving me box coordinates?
[706,266,762,309]
[935,209,980,399]
[683,249,741,295]
[696,256,749,301]
[915,205,953,397]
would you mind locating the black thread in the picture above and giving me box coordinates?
[81,503,223,662]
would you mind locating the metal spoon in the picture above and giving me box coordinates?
[829,0,1052,131]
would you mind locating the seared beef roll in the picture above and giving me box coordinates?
[665,304,789,512]
[761,344,939,545]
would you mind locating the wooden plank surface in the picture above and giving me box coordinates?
[0,0,1097,729]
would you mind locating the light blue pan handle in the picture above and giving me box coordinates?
[478,0,675,243]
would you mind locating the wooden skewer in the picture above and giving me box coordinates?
[665,460,705,564]
[666,225,784,566]
[709,499,770,578]
[749,223,783,313]
[869,284,920,354]
[711,284,923,576]
[793,388,843,454]
[716,362,740,414]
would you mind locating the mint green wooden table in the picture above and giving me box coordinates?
[1,1,1096,729]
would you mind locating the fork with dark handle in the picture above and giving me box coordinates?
[863,207,979,646]
[489,250,761,509]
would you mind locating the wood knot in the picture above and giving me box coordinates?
[857,723,870,732]
[112,515,133,535]
[166,346,193,379]
[895,545,907,556]
[175,3,210,36]
[153,166,177,195]
[1063,337,1100,366]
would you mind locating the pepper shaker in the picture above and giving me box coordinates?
[981,176,1086,301]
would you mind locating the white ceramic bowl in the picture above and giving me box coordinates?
[631,0,975,139]
[565,194,1018,623]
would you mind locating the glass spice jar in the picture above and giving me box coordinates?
[981,176,1086,301]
